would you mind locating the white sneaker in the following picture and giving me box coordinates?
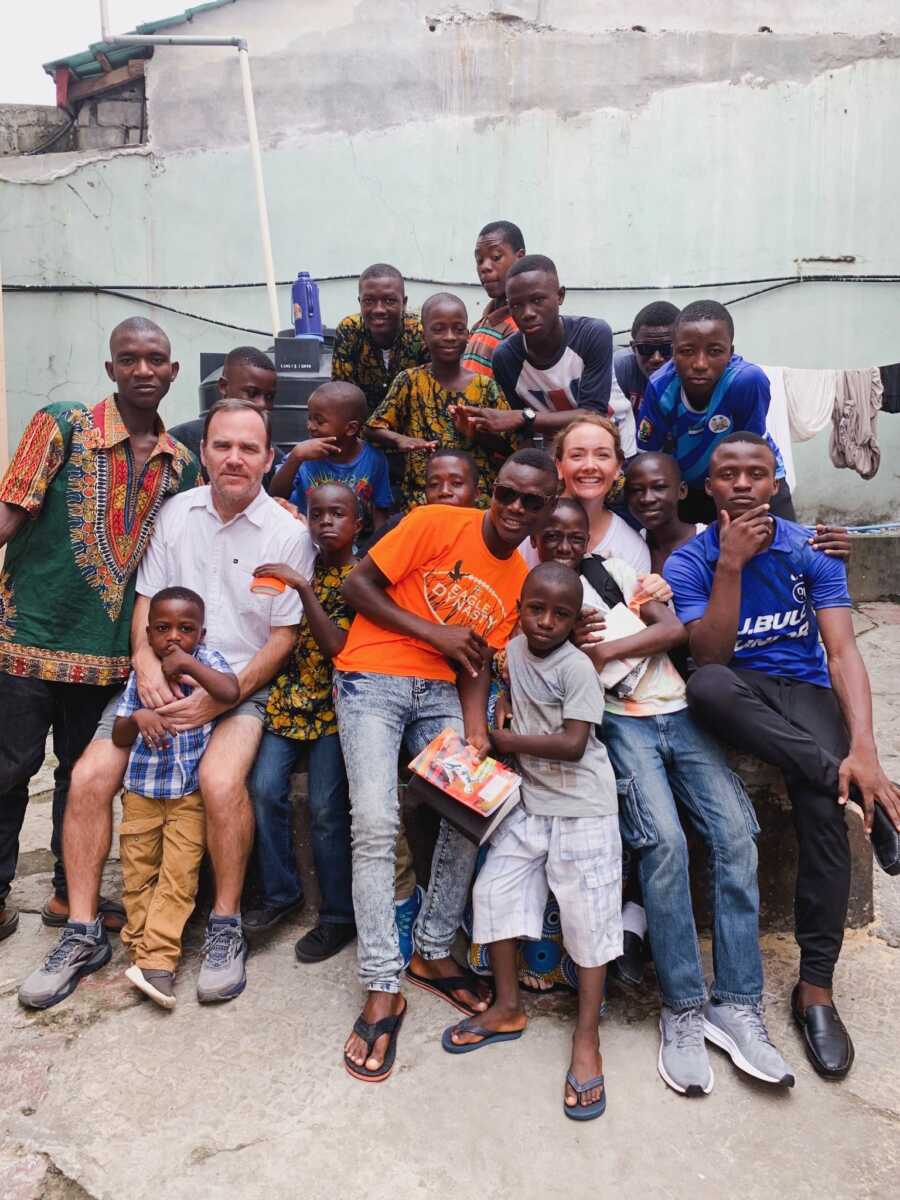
[125,965,176,1010]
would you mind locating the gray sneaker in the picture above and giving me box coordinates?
[18,919,111,1009]
[197,916,248,1003]
[703,1001,795,1086]
[658,1005,714,1096]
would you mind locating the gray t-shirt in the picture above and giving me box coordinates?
[506,634,618,819]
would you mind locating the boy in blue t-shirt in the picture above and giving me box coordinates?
[636,300,794,524]
[269,382,392,538]
[664,432,900,1082]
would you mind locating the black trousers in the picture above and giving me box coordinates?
[680,477,797,525]
[0,672,119,905]
[686,664,850,988]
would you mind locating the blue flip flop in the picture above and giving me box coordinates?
[441,1018,525,1054]
[564,1072,607,1120]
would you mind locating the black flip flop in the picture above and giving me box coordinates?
[41,895,126,932]
[343,998,407,1083]
[405,965,491,1016]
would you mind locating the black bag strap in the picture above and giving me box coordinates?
[578,555,626,611]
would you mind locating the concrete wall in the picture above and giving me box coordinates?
[0,106,74,155]
[2,0,899,521]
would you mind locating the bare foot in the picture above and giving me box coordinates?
[408,951,491,1012]
[449,1001,527,1047]
[344,991,406,1073]
[565,1029,604,1110]
[520,972,555,992]
[45,894,68,917]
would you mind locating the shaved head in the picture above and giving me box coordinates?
[523,560,583,609]
[626,452,683,485]
[109,317,170,356]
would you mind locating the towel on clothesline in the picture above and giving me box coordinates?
[760,367,797,490]
[782,368,837,441]
[829,368,882,479]
[879,363,900,414]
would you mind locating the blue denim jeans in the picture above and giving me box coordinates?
[603,708,763,1010]
[248,729,354,924]
[334,670,477,993]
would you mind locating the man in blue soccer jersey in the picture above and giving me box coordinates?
[636,300,794,524]
[664,432,900,1082]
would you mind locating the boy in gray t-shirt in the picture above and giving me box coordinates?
[442,563,622,1123]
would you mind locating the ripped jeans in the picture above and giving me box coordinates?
[603,708,763,1011]
[334,671,478,993]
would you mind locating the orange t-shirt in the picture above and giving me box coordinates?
[333,506,528,682]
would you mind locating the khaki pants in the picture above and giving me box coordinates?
[119,789,205,972]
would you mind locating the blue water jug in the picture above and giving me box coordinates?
[292,271,323,339]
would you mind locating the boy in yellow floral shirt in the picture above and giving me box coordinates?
[247,483,361,961]
[366,292,517,510]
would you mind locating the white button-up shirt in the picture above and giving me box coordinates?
[136,486,315,674]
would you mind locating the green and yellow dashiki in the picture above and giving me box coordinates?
[367,366,516,510]
[264,561,355,741]
[331,312,429,414]
[0,396,199,685]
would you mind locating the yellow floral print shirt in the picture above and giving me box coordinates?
[367,366,516,510]
[264,561,355,741]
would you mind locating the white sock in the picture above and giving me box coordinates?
[622,901,648,940]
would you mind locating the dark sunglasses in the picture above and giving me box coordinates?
[633,341,673,359]
[492,483,555,513]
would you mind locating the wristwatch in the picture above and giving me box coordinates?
[520,406,537,431]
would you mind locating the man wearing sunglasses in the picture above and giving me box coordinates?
[613,301,681,415]
[333,448,559,1082]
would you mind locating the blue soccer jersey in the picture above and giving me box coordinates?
[663,519,851,687]
[636,355,785,485]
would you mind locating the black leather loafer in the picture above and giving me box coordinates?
[791,984,855,1079]
[609,930,647,988]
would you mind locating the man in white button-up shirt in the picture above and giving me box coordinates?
[23,399,314,1009]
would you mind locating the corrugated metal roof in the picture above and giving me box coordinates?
[42,1,238,80]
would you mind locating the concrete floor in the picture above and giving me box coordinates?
[1,605,898,1200]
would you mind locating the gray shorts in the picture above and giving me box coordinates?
[92,685,270,741]
[472,805,623,969]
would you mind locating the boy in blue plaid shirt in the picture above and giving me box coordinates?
[112,588,238,1009]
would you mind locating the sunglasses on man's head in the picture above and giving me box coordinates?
[492,483,555,513]
[633,341,673,359]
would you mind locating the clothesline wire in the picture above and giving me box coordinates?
[4,275,900,340]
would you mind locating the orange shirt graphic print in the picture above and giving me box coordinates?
[423,559,507,638]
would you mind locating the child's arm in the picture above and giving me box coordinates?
[112,709,173,751]
[253,562,349,660]
[573,599,685,669]
[160,647,240,705]
[491,718,590,763]
[366,425,438,454]
[268,440,342,499]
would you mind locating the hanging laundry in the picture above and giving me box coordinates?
[782,368,838,441]
[829,368,882,480]
[879,362,900,414]
[760,366,797,490]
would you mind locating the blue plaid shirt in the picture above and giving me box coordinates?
[117,644,233,800]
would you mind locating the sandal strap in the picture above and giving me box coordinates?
[352,1010,404,1051]
[451,1019,492,1040]
[566,1071,605,1094]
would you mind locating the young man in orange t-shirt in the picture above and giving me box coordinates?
[334,449,559,1082]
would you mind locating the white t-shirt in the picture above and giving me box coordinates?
[580,562,686,717]
[587,513,650,573]
[136,486,316,674]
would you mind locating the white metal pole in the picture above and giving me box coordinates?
[98,1,282,338]
[238,45,281,339]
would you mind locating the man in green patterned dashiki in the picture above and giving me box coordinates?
[331,263,429,415]
[0,318,199,943]
[247,483,361,961]
[365,292,518,510]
